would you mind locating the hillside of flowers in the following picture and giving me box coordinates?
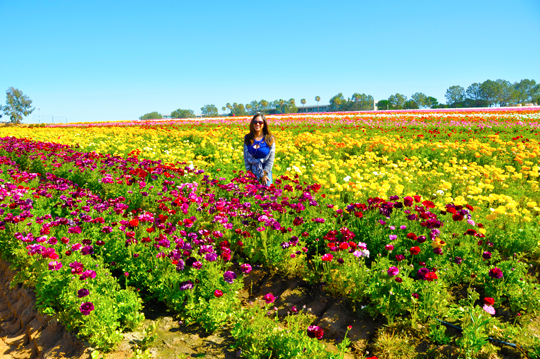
[1,108,540,358]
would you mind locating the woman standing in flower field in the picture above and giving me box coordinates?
[243,113,275,185]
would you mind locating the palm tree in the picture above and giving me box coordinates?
[315,96,321,111]
[222,106,226,115]
[300,98,306,113]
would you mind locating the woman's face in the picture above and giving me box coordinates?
[252,115,264,132]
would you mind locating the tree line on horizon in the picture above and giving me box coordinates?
[139,78,539,119]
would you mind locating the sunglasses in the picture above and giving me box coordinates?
[253,121,264,125]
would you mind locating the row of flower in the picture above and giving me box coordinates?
[0,135,539,355]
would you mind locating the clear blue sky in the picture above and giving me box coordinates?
[1,0,539,123]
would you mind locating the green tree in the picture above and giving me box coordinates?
[329,93,345,111]
[411,92,429,108]
[466,83,482,100]
[479,80,500,106]
[201,104,219,117]
[426,96,439,108]
[350,93,374,110]
[403,99,419,109]
[222,106,226,114]
[171,109,195,118]
[2,87,34,124]
[495,79,517,106]
[139,111,162,120]
[388,93,407,109]
[445,85,466,105]
[514,79,539,104]
[376,100,390,110]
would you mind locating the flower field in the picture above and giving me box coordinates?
[1,108,540,358]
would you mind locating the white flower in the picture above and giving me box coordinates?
[343,175,351,182]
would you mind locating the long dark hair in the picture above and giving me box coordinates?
[244,113,275,146]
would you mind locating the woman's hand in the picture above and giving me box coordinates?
[261,175,269,185]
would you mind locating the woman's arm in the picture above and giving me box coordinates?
[263,141,275,175]
[243,144,250,172]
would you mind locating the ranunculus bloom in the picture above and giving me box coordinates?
[77,288,90,298]
[264,293,276,304]
[240,263,252,274]
[307,325,324,340]
[483,305,495,315]
[80,302,94,315]
[214,290,223,298]
[410,246,421,255]
[48,261,62,271]
[384,244,394,251]
[482,251,492,260]
[484,297,495,306]
[321,253,333,262]
[489,267,503,279]
[223,271,237,284]
[387,266,399,276]
[179,280,194,291]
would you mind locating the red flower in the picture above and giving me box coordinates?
[422,200,435,208]
[321,254,333,262]
[484,297,495,306]
[452,213,464,221]
[354,211,363,218]
[407,233,418,240]
[410,246,421,255]
[413,195,421,203]
[128,219,139,227]
[214,290,223,298]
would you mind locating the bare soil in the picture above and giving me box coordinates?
[0,260,527,358]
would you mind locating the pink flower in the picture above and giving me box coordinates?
[240,263,252,274]
[483,305,495,315]
[48,261,62,271]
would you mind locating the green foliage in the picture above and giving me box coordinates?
[445,85,466,105]
[2,87,34,124]
[201,104,219,117]
[171,109,195,118]
[139,111,162,120]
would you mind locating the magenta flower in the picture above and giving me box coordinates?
[307,325,324,340]
[482,251,492,260]
[48,261,62,271]
[79,270,97,280]
[387,266,399,276]
[240,263,252,274]
[263,293,276,304]
[79,302,94,315]
[384,244,394,251]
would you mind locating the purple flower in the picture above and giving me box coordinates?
[77,288,90,298]
[482,251,492,260]
[81,245,94,255]
[223,271,237,284]
[240,263,252,274]
[454,256,463,265]
[68,226,82,234]
[179,280,194,291]
[192,261,203,269]
[387,266,399,276]
[307,325,324,340]
[489,267,503,279]
[79,302,94,315]
[205,252,218,262]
